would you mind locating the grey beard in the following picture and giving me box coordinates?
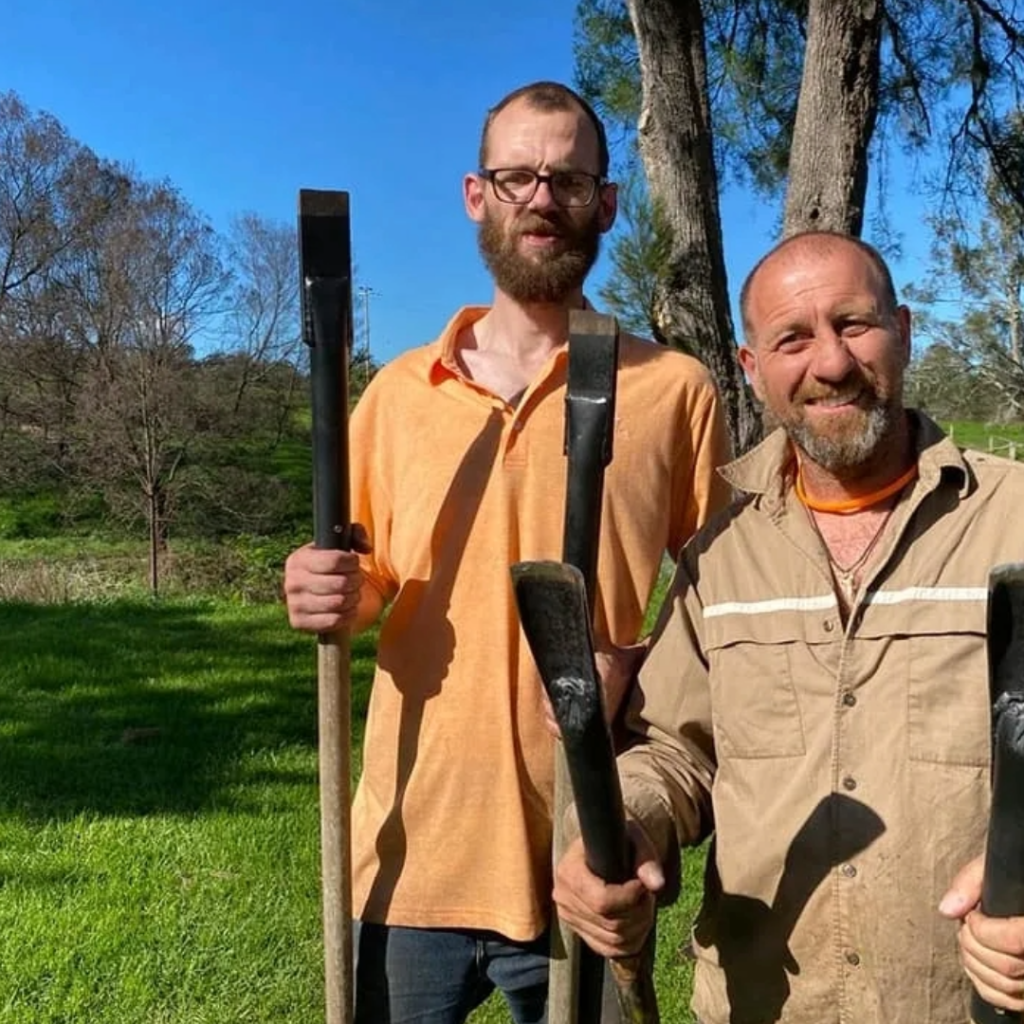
[786,402,899,474]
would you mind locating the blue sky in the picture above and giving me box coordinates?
[4,0,933,364]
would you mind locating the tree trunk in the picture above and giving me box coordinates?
[1010,297,1021,368]
[148,487,159,597]
[626,0,762,454]
[783,0,882,236]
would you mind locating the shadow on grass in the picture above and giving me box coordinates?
[0,599,374,821]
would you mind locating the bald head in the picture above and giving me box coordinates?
[740,232,898,346]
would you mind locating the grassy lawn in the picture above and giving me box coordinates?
[0,569,704,1022]
[0,599,375,1023]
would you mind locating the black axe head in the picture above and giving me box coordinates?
[987,562,1024,706]
[565,309,619,466]
[297,189,353,552]
[298,189,352,351]
[511,560,603,741]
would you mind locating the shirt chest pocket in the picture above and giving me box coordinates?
[703,612,823,760]
[886,599,991,767]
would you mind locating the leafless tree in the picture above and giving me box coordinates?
[69,177,227,594]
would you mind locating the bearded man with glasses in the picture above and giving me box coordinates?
[283,80,731,1024]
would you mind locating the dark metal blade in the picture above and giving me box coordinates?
[512,560,630,884]
[986,562,1024,705]
[297,189,353,552]
[973,563,1024,1024]
[562,311,619,594]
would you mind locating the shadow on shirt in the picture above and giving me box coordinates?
[693,792,886,1023]
[363,410,505,919]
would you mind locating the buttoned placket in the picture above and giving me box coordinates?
[832,622,863,1020]
[827,487,926,1022]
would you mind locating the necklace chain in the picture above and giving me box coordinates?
[824,505,895,577]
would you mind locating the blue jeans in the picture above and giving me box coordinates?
[353,921,549,1024]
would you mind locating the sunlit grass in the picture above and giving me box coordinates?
[0,599,375,1023]
[945,420,1024,458]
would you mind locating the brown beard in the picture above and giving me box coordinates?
[477,207,601,303]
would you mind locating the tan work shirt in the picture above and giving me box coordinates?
[621,413,1024,1024]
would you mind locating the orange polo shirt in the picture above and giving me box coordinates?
[348,306,730,940]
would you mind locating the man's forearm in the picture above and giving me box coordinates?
[617,738,714,902]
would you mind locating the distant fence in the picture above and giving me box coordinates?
[948,424,1022,460]
[989,436,1021,460]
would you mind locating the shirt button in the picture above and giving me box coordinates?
[841,862,857,878]
[846,951,861,966]
[842,692,857,707]
[823,619,835,632]
[842,776,857,791]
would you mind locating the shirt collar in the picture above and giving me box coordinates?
[719,410,971,511]
[425,299,595,386]
[427,306,490,385]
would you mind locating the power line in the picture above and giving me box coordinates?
[358,285,375,358]
[356,285,376,388]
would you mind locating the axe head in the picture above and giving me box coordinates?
[987,563,1024,707]
[511,560,603,741]
[298,189,352,352]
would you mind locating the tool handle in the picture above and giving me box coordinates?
[972,695,1024,1024]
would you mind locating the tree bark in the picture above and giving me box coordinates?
[626,0,762,453]
[148,486,159,597]
[783,0,883,236]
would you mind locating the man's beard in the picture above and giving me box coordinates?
[777,375,904,475]
[477,208,601,304]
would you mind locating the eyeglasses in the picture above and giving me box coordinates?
[479,168,605,208]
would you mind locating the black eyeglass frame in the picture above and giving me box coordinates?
[478,168,608,208]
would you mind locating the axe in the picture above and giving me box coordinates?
[513,560,659,1023]
[972,562,1024,1024]
[299,189,355,1024]
[522,310,660,1022]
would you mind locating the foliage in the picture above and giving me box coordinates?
[597,171,679,342]
[575,0,1024,202]
[0,90,385,572]
[572,0,1024,453]
[908,129,1024,419]
[906,343,1003,421]
[574,0,642,153]
[0,493,65,540]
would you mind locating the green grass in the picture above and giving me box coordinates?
[0,537,144,559]
[0,536,300,605]
[0,599,376,1023]
[944,420,1024,458]
[0,564,705,1023]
